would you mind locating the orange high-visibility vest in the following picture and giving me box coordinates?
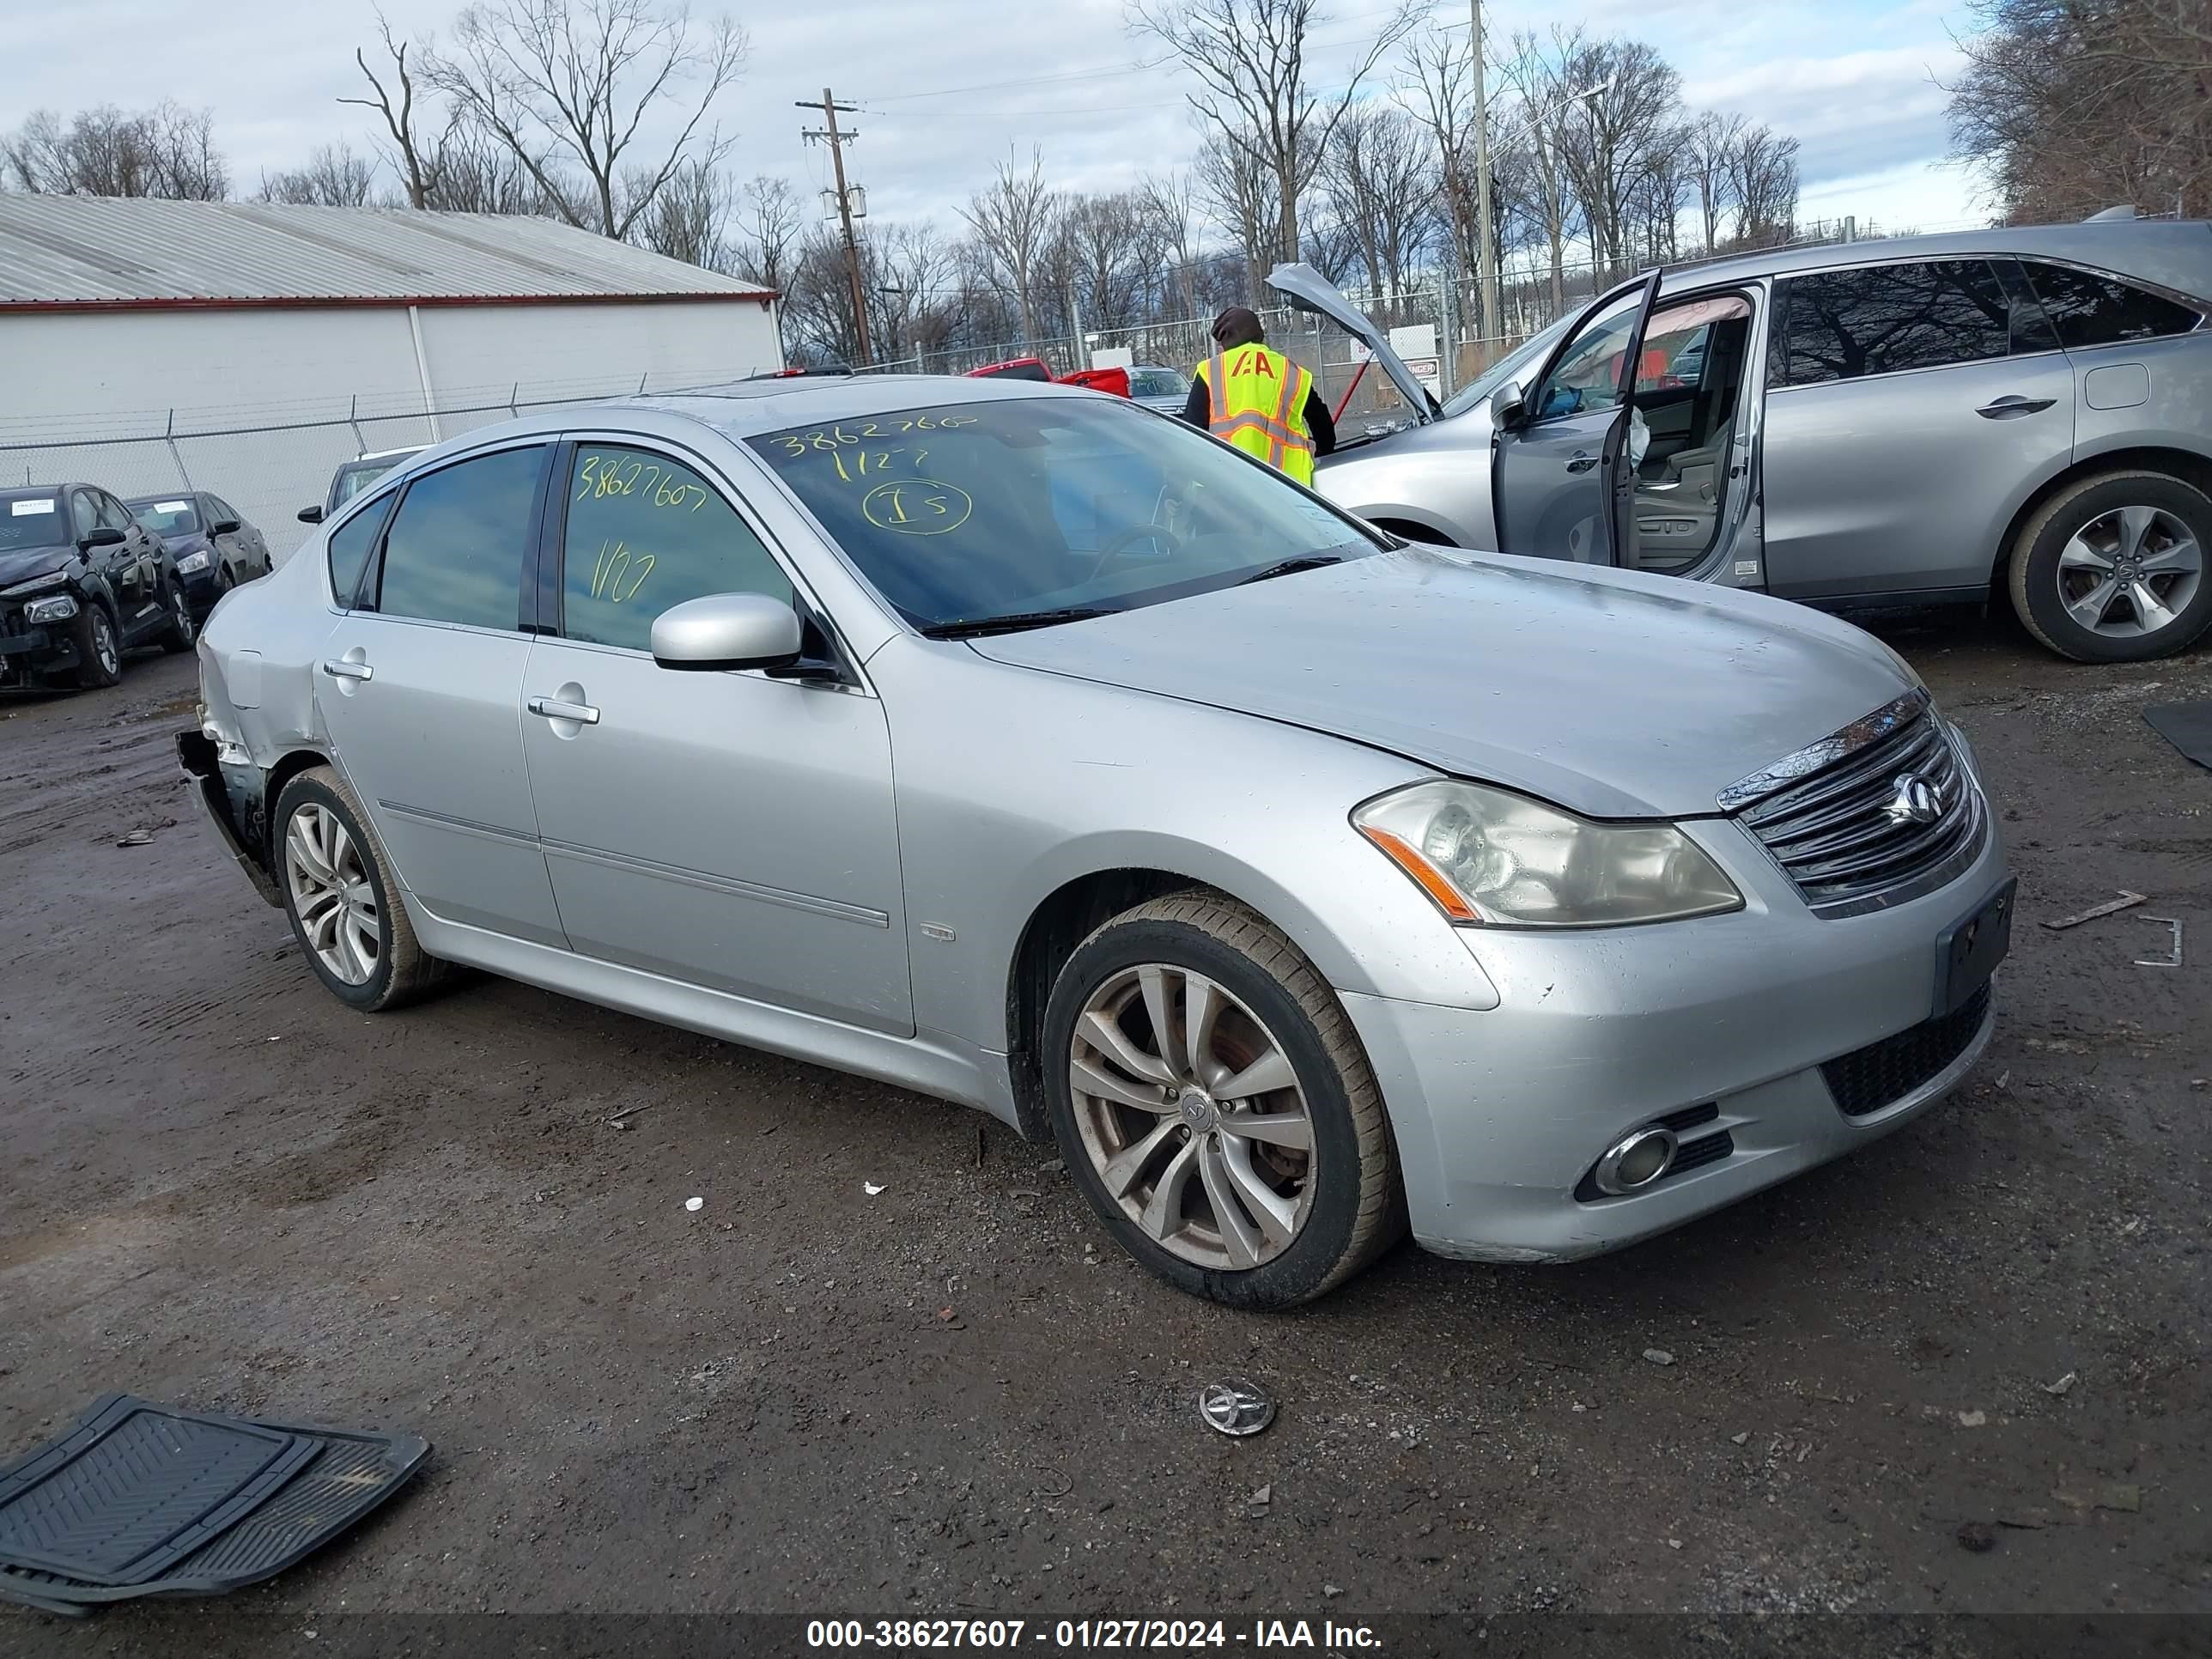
[1194,345,1316,484]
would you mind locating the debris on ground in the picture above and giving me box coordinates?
[2056,1481,2142,1513]
[1731,1431,1750,1445]
[2134,916,2183,969]
[1040,1158,1066,1176]
[1958,1409,1988,1427]
[605,1103,652,1126]
[862,1180,886,1196]
[115,829,154,848]
[2041,890,2146,931]
[1199,1378,1275,1437]
[1956,1522,1997,1553]
[1249,1484,1272,1507]
[1643,1348,1675,1366]
[1322,1583,1344,1600]
[2043,1371,2078,1396]
[684,1196,703,1212]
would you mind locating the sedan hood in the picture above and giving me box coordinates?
[0,547,74,589]
[966,549,1916,818]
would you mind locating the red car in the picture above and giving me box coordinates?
[966,357,1133,399]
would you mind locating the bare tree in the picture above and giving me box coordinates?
[1138,170,1203,317]
[1497,30,1588,314]
[1725,123,1801,246]
[1131,0,1425,264]
[731,174,802,291]
[427,0,746,239]
[342,12,444,209]
[1553,35,1683,281]
[1684,110,1743,255]
[5,103,228,198]
[1055,192,1151,331]
[259,143,380,207]
[960,147,1062,342]
[630,158,732,267]
[1318,103,1437,297]
[1194,130,1276,301]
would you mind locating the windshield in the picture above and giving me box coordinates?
[130,497,202,537]
[748,396,1382,631]
[1129,368,1188,399]
[332,457,406,507]
[0,495,70,555]
[1438,316,1572,418]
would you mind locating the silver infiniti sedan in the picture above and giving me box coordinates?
[179,374,2014,1307]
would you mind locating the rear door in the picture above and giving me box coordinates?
[313,441,569,947]
[1492,274,1661,565]
[1759,257,2075,599]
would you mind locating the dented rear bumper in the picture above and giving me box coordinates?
[176,727,283,908]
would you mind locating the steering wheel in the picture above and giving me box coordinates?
[1088,521,1185,581]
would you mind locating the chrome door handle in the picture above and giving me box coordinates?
[1565,451,1600,473]
[528,696,599,725]
[319,659,373,682]
[1976,396,2056,418]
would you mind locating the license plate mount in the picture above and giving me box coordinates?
[1935,877,2016,1018]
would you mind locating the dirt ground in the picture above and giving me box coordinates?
[1,611,2209,1652]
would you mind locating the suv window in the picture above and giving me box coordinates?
[2018,261,2201,349]
[70,490,100,542]
[558,445,792,653]
[374,445,545,629]
[326,495,393,608]
[1773,260,2014,386]
[1528,288,1646,421]
[94,492,136,532]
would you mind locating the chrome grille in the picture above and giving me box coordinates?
[1726,692,1986,917]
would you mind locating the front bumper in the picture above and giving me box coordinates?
[1344,807,2011,1263]
[0,620,79,683]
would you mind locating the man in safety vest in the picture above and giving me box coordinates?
[1179,307,1335,484]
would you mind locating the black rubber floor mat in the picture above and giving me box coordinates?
[2145,702,2212,771]
[0,1396,315,1586]
[0,1398,428,1617]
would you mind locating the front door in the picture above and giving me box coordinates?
[1493,274,1661,566]
[313,441,569,947]
[520,438,913,1036]
[1759,256,2077,600]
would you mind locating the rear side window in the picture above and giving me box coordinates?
[325,496,392,608]
[373,446,546,630]
[2018,261,2202,348]
[1772,260,2014,386]
[558,445,791,653]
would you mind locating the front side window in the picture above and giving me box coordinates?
[94,492,136,532]
[373,445,545,629]
[326,495,392,608]
[558,445,792,652]
[747,397,1380,632]
[70,491,100,543]
[1528,289,1646,422]
[2018,260,2201,349]
[1773,260,2014,386]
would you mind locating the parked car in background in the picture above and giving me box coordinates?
[964,356,1054,382]
[127,491,273,617]
[183,375,2008,1306]
[1127,365,1192,414]
[299,447,423,526]
[1286,216,2212,661]
[2,482,195,690]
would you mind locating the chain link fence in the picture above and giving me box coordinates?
[0,363,781,566]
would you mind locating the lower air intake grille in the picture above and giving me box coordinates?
[1820,984,1993,1118]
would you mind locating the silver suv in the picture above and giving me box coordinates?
[1287,217,2212,661]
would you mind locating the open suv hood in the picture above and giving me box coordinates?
[1266,264,1441,424]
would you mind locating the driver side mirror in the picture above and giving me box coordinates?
[297,505,325,525]
[651,592,804,672]
[1488,380,1526,429]
[78,526,125,550]
[210,518,241,536]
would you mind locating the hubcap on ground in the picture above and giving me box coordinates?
[284,803,380,986]
[2057,504,2202,638]
[1067,963,1316,1271]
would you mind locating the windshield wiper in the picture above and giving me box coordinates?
[920,606,1117,640]
[1235,555,1342,586]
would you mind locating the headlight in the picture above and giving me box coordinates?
[26,595,78,624]
[1352,780,1743,927]
[174,549,212,574]
[1,569,69,598]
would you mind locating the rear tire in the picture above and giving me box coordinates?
[158,579,197,653]
[1042,892,1403,1309]
[2007,470,2212,662]
[65,603,123,689]
[273,765,451,1012]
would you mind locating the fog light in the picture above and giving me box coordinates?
[1593,1126,1678,1195]
[26,595,78,624]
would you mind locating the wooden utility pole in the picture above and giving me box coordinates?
[799,88,872,366]
[1469,0,1497,345]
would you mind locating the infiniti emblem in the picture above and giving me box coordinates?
[1882,772,1943,827]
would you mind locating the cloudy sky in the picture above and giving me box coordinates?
[9,0,1986,240]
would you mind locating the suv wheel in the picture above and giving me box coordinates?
[2008,470,2212,661]
[66,603,123,689]
[1041,892,1403,1308]
[158,580,197,653]
[274,766,450,1012]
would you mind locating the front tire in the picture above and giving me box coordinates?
[1042,892,1403,1308]
[274,766,449,1012]
[158,579,197,653]
[65,603,123,689]
[2008,471,2212,661]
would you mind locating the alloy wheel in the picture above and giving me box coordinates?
[92,611,119,676]
[1066,963,1316,1270]
[284,802,381,986]
[2057,504,2203,638]
[171,590,194,645]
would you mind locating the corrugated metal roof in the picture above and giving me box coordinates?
[0,193,775,307]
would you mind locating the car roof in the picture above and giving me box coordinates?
[639,373,1103,440]
[1659,220,2212,301]
[123,490,201,504]
[347,447,422,464]
[2,483,86,499]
